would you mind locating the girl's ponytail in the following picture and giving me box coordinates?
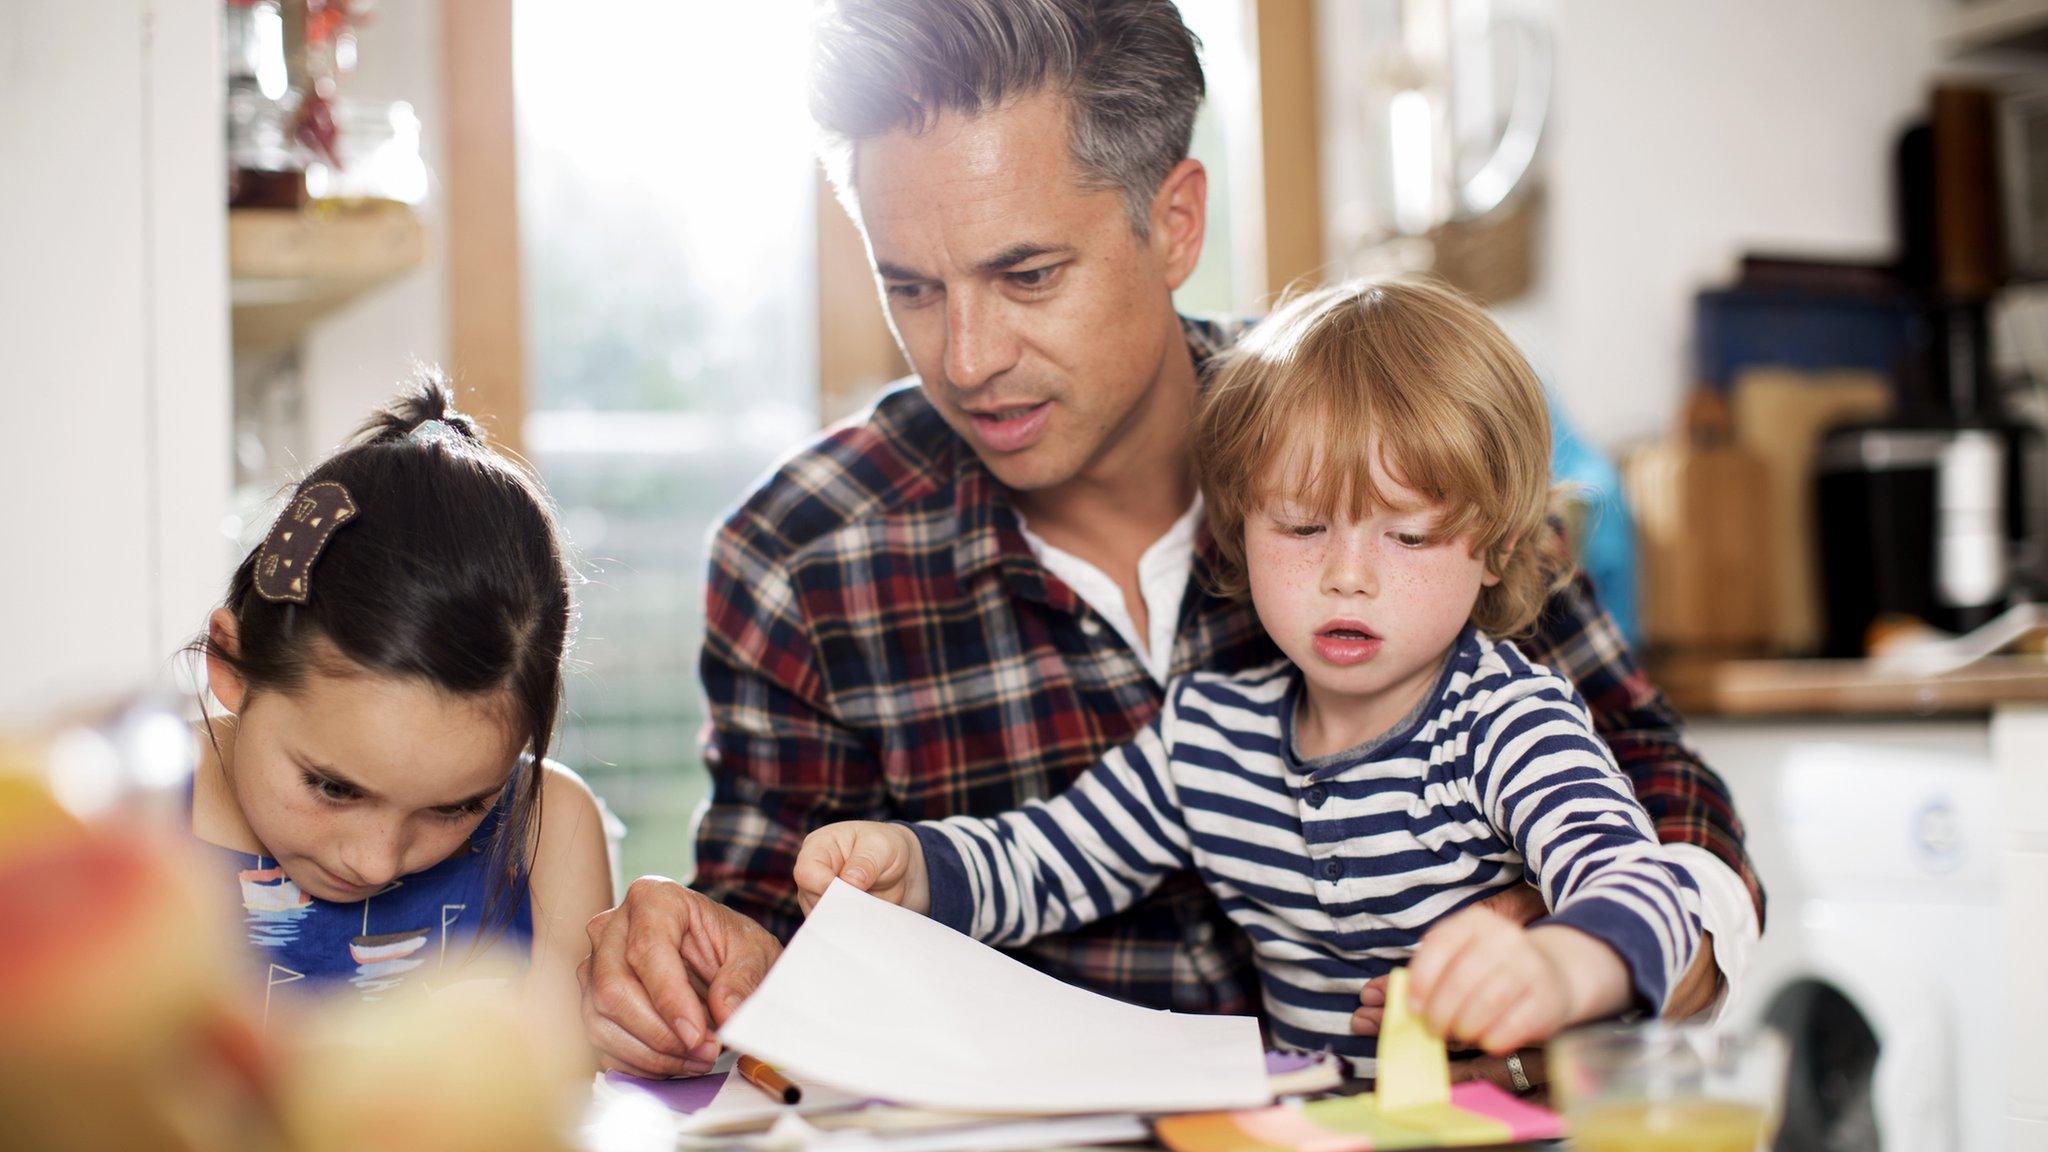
[356,374,486,446]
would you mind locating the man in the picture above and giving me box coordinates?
[580,0,1763,1087]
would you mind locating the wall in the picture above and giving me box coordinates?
[299,0,450,452]
[1315,0,1940,450]
[1542,0,1939,448]
[0,1,231,719]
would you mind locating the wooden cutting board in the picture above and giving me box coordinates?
[1731,367,1894,654]
[1625,392,1774,649]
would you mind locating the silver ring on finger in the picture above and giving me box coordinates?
[1505,1050,1532,1093]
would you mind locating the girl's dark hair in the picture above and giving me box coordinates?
[203,372,572,936]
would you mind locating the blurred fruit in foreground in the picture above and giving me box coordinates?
[281,971,582,1152]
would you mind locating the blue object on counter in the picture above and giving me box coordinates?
[1694,287,1922,393]
[1549,393,1641,648]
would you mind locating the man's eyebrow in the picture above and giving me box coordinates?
[975,243,1070,274]
[874,244,1073,282]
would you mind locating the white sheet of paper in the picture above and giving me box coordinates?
[716,879,1268,1114]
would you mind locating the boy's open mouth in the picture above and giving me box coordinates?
[1312,621,1384,666]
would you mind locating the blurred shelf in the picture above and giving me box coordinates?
[229,202,426,352]
[1659,651,2048,718]
[1942,0,2048,55]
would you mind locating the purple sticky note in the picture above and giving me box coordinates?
[603,1069,729,1115]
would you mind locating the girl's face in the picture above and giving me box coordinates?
[208,618,524,903]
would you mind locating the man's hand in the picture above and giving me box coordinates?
[793,822,929,915]
[1663,932,1722,1020]
[577,877,782,1078]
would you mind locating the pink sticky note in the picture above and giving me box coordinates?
[1447,1081,1565,1142]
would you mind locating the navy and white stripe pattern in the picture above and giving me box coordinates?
[914,627,1702,1072]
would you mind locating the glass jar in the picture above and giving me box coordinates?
[223,0,304,208]
[304,100,429,207]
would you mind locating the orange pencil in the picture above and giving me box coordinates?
[736,1054,802,1104]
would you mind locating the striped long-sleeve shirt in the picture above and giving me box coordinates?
[912,626,1702,1071]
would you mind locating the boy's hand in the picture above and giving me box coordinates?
[1351,883,1547,1036]
[793,822,930,916]
[1406,905,1629,1055]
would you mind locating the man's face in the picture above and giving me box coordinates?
[853,91,1200,494]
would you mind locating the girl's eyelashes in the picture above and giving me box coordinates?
[302,767,492,822]
[431,796,495,823]
[303,770,360,805]
[1391,531,1433,548]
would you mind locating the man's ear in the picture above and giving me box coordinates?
[1149,157,1208,291]
[205,607,249,714]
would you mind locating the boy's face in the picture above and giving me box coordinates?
[1244,440,1499,735]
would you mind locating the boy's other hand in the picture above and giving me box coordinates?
[1350,883,1546,1037]
[793,822,929,916]
[1406,905,1581,1056]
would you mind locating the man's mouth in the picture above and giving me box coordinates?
[962,401,1053,453]
[964,401,1049,421]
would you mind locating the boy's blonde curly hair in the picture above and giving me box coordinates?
[1196,278,1570,638]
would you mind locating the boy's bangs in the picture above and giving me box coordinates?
[1254,389,1495,546]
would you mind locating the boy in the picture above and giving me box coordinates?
[794,280,1701,1071]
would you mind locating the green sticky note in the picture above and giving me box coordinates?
[1375,966,1449,1112]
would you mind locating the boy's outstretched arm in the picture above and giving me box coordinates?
[1449,675,1704,1033]
[914,696,1197,948]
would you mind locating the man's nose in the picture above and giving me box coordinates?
[943,290,1021,392]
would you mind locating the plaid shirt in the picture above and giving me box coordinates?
[692,315,1764,1016]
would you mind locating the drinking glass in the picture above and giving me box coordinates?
[1549,1021,1788,1152]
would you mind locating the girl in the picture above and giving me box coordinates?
[794,280,1704,1073]
[189,377,611,1019]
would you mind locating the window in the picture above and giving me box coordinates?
[511,1,1267,884]
[515,3,818,881]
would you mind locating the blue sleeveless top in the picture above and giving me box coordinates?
[194,784,534,1009]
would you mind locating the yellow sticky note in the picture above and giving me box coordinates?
[1375,966,1450,1112]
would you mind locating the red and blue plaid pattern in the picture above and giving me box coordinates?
[691,315,1763,1015]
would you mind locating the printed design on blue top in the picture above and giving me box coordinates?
[237,854,313,946]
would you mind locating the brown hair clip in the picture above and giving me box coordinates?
[254,481,361,604]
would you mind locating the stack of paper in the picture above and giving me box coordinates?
[715,880,1269,1116]
[593,1069,1150,1151]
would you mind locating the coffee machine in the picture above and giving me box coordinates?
[1815,423,2028,656]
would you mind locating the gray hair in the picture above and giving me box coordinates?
[810,0,1205,235]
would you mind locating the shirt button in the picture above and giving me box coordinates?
[1081,617,1104,635]
[1305,786,1327,807]
[1322,860,1342,881]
